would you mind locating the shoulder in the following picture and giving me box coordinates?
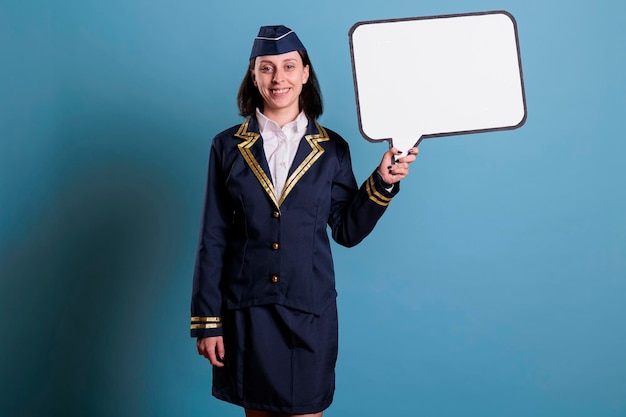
[210,119,256,148]
[212,121,249,141]
[311,121,347,145]
[314,123,351,157]
[321,125,345,142]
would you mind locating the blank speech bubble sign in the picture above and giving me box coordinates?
[349,11,527,155]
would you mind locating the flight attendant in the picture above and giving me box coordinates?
[191,25,418,417]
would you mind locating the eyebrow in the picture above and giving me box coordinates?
[258,58,299,65]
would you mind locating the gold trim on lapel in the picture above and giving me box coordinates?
[235,119,330,208]
[235,120,280,208]
[279,123,330,206]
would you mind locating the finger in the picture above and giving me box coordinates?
[216,338,226,362]
[382,149,394,166]
[208,347,225,367]
[397,154,417,164]
[396,148,418,162]
[390,170,409,181]
[207,349,219,366]
[389,163,408,175]
[391,147,407,159]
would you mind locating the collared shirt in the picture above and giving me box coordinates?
[256,108,309,199]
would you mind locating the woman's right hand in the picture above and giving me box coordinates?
[196,336,225,367]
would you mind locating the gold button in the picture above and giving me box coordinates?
[272,211,280,218]
[271,275,279,283]
[272,242,279,250]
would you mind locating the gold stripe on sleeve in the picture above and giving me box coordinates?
[366,175,392,206]
[190,317,221,323]
[190,323,223,330]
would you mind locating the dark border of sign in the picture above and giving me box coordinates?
[348,10,528,147]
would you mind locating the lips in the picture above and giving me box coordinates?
[271,88,291,95]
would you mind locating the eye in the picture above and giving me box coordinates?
[260,65,274,73]
[285,64,296,70]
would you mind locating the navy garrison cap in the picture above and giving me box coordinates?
[250,25,306,59]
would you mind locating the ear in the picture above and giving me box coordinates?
[302,64,310,85]
[251,71,257,87]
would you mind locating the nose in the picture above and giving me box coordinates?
[272,68,284,83]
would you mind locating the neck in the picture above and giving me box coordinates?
[262,107,300,128]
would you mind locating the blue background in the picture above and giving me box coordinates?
[1,1,625,416]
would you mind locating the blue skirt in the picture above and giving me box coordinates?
[212,302,338,414]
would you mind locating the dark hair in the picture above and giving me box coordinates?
[237,50,323,120]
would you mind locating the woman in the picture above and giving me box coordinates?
[191,25,418,417]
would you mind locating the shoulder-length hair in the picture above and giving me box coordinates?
[237,50,323,120]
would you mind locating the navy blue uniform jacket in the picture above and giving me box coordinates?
[190,116,399,337]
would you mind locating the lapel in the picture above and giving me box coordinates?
[234,116,330,209]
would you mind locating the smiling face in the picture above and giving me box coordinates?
[252,51,310,123]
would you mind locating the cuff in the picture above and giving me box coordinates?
[366,171,400,206]
[190,316,223,337]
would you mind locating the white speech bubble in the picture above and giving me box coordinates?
[349,11,527,156]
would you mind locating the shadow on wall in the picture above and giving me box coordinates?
[0,98,198,417]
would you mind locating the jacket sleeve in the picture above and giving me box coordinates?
[190,139,230,338]
[328,141,400,248]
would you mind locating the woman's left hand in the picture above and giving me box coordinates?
[377,147,418,185]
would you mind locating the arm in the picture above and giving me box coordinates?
[190,139,231,341]
[329,145,418,247]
